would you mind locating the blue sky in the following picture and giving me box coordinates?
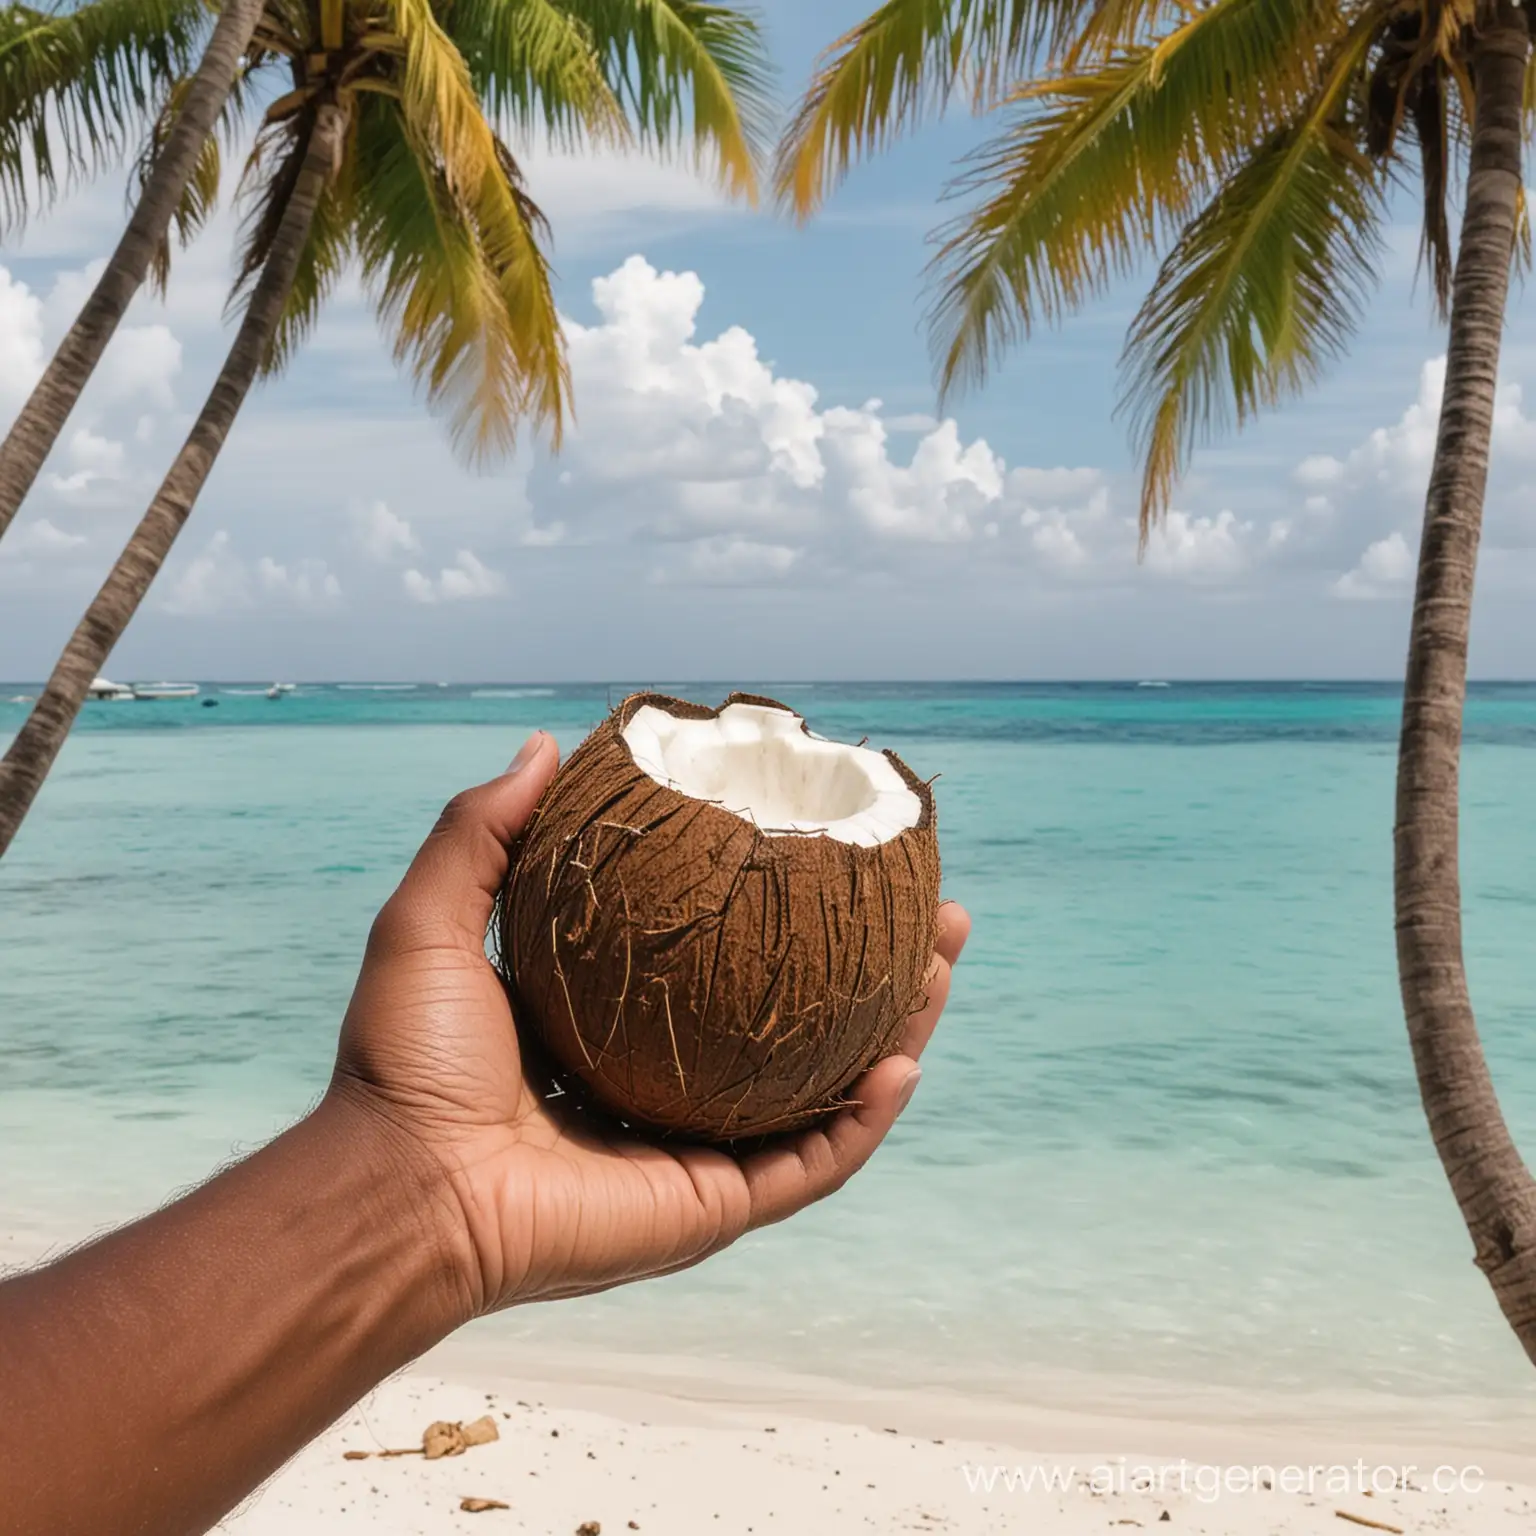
[3,0,1536,681]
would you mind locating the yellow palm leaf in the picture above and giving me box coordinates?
[1119,15,1384,536]
[388,0,567,448]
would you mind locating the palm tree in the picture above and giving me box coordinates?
[0,0,769,855]
[777,0,1536,1362]
[0,0,267,546]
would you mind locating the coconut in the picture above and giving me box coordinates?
[498,692,941,1142]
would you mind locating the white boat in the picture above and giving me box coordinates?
[87,676,136,702]
[265,682,295,699]
[132,681,200,700]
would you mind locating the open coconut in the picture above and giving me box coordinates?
[499,692,941,1141]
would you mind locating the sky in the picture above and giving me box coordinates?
[3,1,1536,682]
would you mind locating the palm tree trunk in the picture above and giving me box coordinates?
[0,101,348,859]
[0,0,266,545]
[1397,0,1536,1362]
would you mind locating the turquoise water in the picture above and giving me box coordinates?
[4,682,1536,1424]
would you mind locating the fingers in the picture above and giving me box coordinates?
[380,732,559,949]
[898,899,968,1057]
[898,953,950,1059]
[740,1052,920,1231]
[935,899,971,967]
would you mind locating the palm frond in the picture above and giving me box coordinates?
[233,99,355,374]
[1411,59,1452,318]
[1067,0,1208,64]
[557,0,773,203]
[0,0,207,230]
[448,0,628,150]
[133,66,252,296]
[231,109,309,298]
[1118,17,1384,536]
[775,0,1091,219]
[385,3,568,449]
[926,0,1341,398]
[352,93,566,460]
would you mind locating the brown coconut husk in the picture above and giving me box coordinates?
[498,692,941,1142]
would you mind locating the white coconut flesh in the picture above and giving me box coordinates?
[621,702,923,849]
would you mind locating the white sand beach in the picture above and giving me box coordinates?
[215,1334,1536,1536]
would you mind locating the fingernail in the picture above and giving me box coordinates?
[508,732,544,774]
[896,1068,922,1118]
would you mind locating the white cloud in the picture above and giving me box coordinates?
[1306,354,1536,504]
[1010,466,1107,506]
[352,500,420,561]
[161,533,340,615]
[832,412,1002,542]
[1143,510,1253,582]
[401,569,434,604]
[659,535,801,585]
[402,548,505,603]
[1021,507,1090,568]
[256,555,342,606]
[39,258,105,333]
[1294,454,1344,488]
[44,426,125,494]
[2,516,87,558]
[161,531,248,617]
[1336,358,1444,493]
[0,266,45,415]
[520,521,565,547]
[0,262,183,522]
[1334,530,1415,600]
[532,256,1108,580]
[93,324,181,409]
[1270,352,1536,598]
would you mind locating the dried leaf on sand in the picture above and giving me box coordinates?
[425,1416,502,1460]
[347,1414,502,1462]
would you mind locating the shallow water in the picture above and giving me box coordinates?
[4,682,1536,1422]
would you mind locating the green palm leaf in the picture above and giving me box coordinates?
[926,0,1342,399]
[774,0,1093,219]
[134,66,254,296]
[1119,17,1384,535]
[450,0,628,149]
[558,0,773,201]
[0,0,206,229]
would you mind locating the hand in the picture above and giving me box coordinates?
[330,731,971,1320]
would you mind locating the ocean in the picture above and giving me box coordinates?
[4,681,1536,1429]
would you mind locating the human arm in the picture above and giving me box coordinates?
[0,732,969,1535]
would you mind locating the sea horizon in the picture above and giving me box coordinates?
[11,676,1536,686]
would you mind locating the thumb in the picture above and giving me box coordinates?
[384,731,560,947]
